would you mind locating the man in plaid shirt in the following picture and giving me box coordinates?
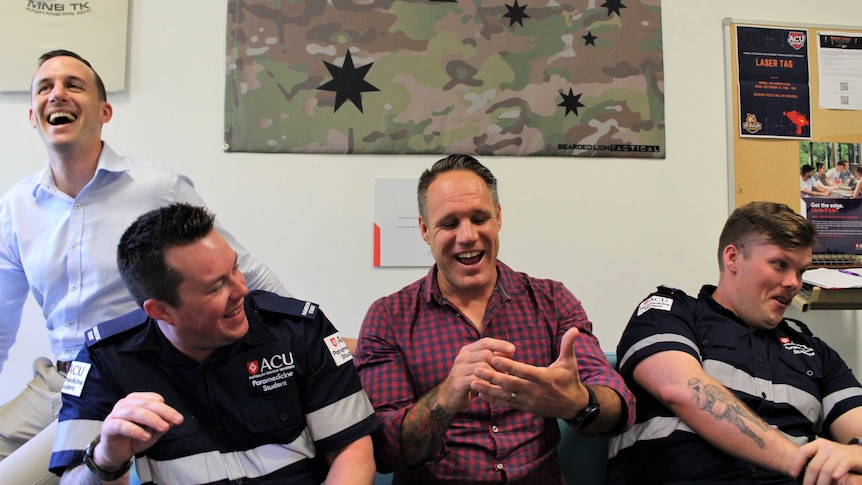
[356,155,635,484]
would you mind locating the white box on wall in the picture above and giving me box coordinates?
[0,0,129,92]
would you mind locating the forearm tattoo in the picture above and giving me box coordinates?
[401,386,455,466]
[688,378,770,449]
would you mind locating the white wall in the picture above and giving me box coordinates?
[1,0,859,404]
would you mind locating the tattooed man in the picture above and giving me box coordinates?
[356,155,634,484]
[609,201,862,484]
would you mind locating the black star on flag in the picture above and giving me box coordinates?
[601,0,626,17]
[503,0,530,27]
[318,50,380,113]
[558,88,585,116]
[582,31,597,46]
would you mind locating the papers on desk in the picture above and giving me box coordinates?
[802,267,862,289]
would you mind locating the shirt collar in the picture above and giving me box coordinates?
[32,142,127,198]
[118,299,277,364]
[422,260,520,305]
[699,284,788,333]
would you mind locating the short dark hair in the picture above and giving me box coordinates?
[800,164,814,175]
[837,160,848,167]
[816,162,825,171]
[37,49,107,102]
[417,155,498,220]
[717,202,817,270]
[117,203,216,307]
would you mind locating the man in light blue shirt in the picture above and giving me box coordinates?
[0,49,288,484]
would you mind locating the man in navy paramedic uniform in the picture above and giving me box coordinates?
[48,203,377,484]
[608,201,862,484]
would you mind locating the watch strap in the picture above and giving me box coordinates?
[83,435,132,481]
[567,384,600,430]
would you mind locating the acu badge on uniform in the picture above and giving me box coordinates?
[324,332,353,367]
[637,295,674,316]
[60,361,92,397]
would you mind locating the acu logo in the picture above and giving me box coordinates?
[329,335,345,347]
[247,353,295,375]
[787,31,806,50]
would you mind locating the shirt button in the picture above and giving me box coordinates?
[806,370,814,377]
[64,348,71,354]
[70,244,77,250]
[70,285,78,292]
[495,462,504,471]
[75,203,81,209]
[701,339,709,345]
[279,414,288,422]
[491,425,499,433]
[756,357,763,363]
[761,392,767,398]
[67,321,73,327]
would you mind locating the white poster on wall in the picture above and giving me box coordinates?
[373,178,433,268]
[0,0,129,92]
[817,31,862,111]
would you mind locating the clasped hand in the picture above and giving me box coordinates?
[792,439,862,485]
[437,328,588,419]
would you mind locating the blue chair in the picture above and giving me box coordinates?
[129,462,141,485]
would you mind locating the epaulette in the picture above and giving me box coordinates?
[250,290,319,320]
[85,308,149,347]
[784,317,814,337]
[656,285,687,297]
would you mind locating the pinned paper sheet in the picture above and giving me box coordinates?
[373,178,433,267]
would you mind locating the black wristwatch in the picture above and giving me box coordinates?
[83,435,132,481]
[567,384,600,430]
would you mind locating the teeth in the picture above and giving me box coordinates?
[48,112,77,125]
[456,251,481,259]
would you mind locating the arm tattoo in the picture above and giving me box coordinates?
[688,378,770,449]
[401,386,456,467]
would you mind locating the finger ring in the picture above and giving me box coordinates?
[509,391,517,403]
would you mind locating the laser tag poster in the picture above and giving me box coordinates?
[737,25,812,139]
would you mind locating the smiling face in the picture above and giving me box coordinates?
[419,169,501,301]
[29,55,111,154]
[713,239,811,330]
[152,230,250,361]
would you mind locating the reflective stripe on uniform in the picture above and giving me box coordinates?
[53,419,102,453]
[135,427,316,484]
[306,390,374,441]
[608,416,692,458]
[618,333,701,371]
[703,359,822,425]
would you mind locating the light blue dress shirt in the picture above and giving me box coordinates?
[0,143,288,371]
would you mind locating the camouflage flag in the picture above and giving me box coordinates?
[224,0,665,157]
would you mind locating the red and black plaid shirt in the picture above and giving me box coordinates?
[356,261,634,484]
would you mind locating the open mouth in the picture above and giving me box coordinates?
[455,250,483,265]
[47,112,77,125]
[224,305,243,319]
